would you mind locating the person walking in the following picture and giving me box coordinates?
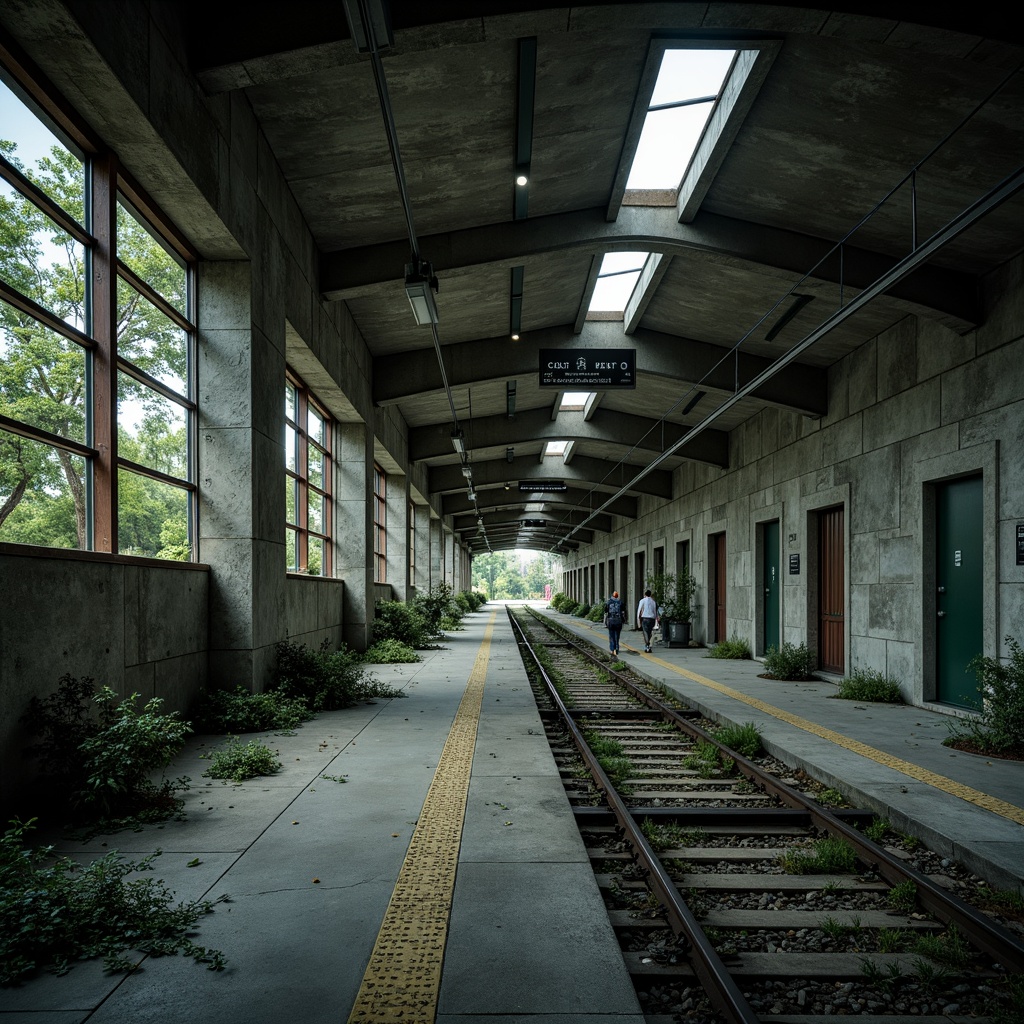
[636,589,659,653]
[604,590,624,657]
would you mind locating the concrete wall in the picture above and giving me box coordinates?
[0,548,208,805]
[561,256,1024,709]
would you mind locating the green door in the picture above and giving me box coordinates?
[936,477,983,709]
[763,521,780,652]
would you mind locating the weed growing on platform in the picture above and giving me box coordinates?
[23,676,191,824]
[272,639,404,712]
[196,686,312,733]
[778,836,857,874]
[713,721,762,758]
[762,642,816,680]
[201,737,281,783]
[944,636,1024,757]
[361,639,420,663]
[0,818,225,985]
[835,667,903,703]
[373,601,428,647]
[704,635,751,659]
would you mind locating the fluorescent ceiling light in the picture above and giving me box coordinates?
[451,430,465,455]
[405,259,439,326]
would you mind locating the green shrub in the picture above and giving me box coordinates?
[705,635,751,659]
[196,686,312,733]
[763,642,816,680]
[362,638,420,663]
[0,818,224,984]
[550,592,567,610]
[413,582,458,636]
[576,602,591,617]
[272,639,367,711]
[201,737,281,783]
[714,722,763,758]
[23,676,191,822]
[586,604,604,622]
[944,636,1024,755]
[454,590,472,614]
[373,600,427,648]
[778,836,857,874]
[561,598,579,615]
[835,668,903,703]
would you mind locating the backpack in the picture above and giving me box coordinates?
[606,598,623,627]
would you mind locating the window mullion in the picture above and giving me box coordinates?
[91,151,118,553]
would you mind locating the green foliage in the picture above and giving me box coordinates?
[887,880,917,913]
[586,604,604,622]
[560,598,579,615]
[864,817,890,843]
[362,638,420,663]
[272,639,368,711]
[640,819,707,853]
[912,925,971,970]
[575,602,591,617]
[778,836,857,874]
[713,722,762,758]
[196,686,312,733]
[412,582,458,636]
[0,818,224,984]
[944,636,1024,754]
[454,590,472,614]
[683,738,733,778]
[645,570,696,622]
[459,589,486,611]
[835,667,903,702]
[550,592,567,610]
[705,635,752,659]
[22,675,191,822]
[817,788,846,807]
[763,642,816,680]
[373,600,427,648]
[201,738,281,783]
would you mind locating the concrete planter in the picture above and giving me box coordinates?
[667,621,691,648]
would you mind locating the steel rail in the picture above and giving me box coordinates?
[528,607,1024,974]
[508,606,761,1024]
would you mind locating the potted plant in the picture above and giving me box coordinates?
[646,570,697,647]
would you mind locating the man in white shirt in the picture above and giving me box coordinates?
[636,589,659,653]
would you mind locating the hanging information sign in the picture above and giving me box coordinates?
[539,349,635,389]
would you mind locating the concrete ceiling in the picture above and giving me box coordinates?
[188,1,1024,554]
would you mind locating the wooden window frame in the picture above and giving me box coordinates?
[373,463,386,583]
[0,41,197,558]
[285,371,333,576]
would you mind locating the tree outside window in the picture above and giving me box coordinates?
[285,373,332,575]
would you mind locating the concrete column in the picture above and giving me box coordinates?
[198,261,285,690]
[413,503,431,594]
[429,515,443,592]
[385,471,409,600]
[337,422,373,649]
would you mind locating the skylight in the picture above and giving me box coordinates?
[544,441,568,457]
[559,391,592,410]
[626,48,736,190]
[589,251,648,313]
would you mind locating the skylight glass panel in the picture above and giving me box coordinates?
[544,441,568,457]
[559,391,592,410]
[589,251,647,313]
[626,48,736,190]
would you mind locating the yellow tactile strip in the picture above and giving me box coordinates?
[347,611,496,1023]
[641,651,1024,827]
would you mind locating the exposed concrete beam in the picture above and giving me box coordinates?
[323,206,978,330]
[453,509,612,534]
[411,406,729,469]
[430,454,672,499]
[378,321,827,417]
[442,485,637,519]
[469,524,596,546]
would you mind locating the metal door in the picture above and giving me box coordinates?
[763,520,780,652]
[936,477,983,709]
[713,533,727,641]
[818,507,844,673]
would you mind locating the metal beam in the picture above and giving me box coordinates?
[411,406,729,469]
[322,206,979,330]
[430,454,672,499]
[453,509,613,534]
[377,321,827,417]
[442,485,637,519]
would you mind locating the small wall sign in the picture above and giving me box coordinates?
[789,553,800,575]
[1017,523,1024,566]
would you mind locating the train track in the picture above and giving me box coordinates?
[508,606,1024,1024]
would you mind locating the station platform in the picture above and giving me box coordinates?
[0,605,644,1024]
[4,601,1023,1024]
[535,605,1024,894]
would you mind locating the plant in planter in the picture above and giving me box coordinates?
[646,571,697,647]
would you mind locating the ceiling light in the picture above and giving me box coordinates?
[404,258,439,326]
[451,430,465,455]
[506,447,515,464]
[461,465,473,479]
[510,332,520,341]
[467,489,476,501]
[504,482,510,491]
[516,173,528,187]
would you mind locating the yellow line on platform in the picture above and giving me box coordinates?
[347,612,496,1023]
[642,652,1024,827]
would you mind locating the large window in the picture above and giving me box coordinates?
[408,500,416,588]
[373,463,386,583]
[285,372,332,575]
[0,55,196,559]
